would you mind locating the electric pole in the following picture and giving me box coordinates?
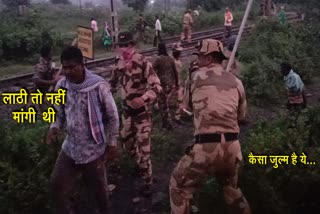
[110,0,119,48]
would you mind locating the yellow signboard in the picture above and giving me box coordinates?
[77,26,94,60]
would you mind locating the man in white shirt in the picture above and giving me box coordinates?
[153,15,162,47]
[91,18,99,32]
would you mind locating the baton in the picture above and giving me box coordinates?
[183,108,193,116]
[226,0,254,73]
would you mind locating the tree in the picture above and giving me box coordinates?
[123,0,148,12]
[2,0,30,9]
[50,0,71,4]
[187,0,222,11]
[187,0,243,11]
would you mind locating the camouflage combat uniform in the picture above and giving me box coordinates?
[169,39,251,214]
[181,11,193,43]
[32,57,55,112]
[153,55,178,128]
[32,57,54,93]
[110,52,162,186]
[136,17,147,42]
[172,43,185,122]
[173,57,185,121]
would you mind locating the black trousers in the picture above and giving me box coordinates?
[224,26,232,39]
[153,30,162,47]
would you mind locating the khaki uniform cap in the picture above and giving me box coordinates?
[193,39,228,59]
[172,42,184,51]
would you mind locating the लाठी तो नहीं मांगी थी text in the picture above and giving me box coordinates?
[1,88,66,123]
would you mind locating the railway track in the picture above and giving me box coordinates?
[0,13,303,91]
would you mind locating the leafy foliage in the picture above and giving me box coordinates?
[123,0,149,12]
[0,3,109,62]
[125,9,246,45]
[194,106,320,213]
[0,119,55,214]
[50,0,70,5]
[240,106,320,213]
[2,0,30,9]
[239,20,320,105]
[0,12,55,61]
[187,0,244,11]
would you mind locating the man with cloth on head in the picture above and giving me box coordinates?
[110,31,162,197]
[169,39,251,214]
[47,46,119,214]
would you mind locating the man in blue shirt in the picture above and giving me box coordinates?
[47,46,120,214]
[280,62,306,126]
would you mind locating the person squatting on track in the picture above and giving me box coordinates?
[169,39,251,214]
[110,31,162,197]
[153,42,179,130]
[47,46,120,214]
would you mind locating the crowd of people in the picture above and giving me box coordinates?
[30,4,301,214]
[88,3,287,49]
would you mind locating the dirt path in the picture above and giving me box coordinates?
[102,76,320,214]
[0,67,318,214]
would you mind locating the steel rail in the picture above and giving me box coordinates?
[0,14,303,89]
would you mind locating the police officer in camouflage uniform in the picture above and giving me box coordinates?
[181,9,193,43]
[32,45,58,93]
[136,14,147,42]
[110,32,162,196]
[171,43,185,124]
[169,39,251,214]
[153,42,179,130]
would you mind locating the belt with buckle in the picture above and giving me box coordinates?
[195,133,239,144]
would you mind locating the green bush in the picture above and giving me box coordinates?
[0,3,113,63]
[187,0,245,12]
[0,119,55,214]
[0,11,54,62]
[194,106,320,214]
[239,20,320,105]
[241,106,320,213]
[125,9,250,40]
